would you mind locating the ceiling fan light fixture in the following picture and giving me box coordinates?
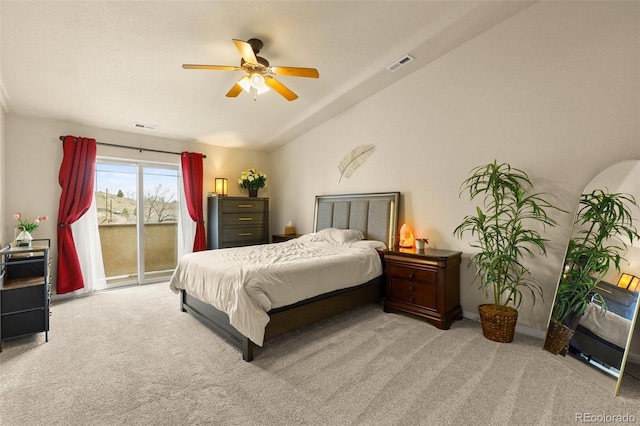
[238,74,269,96]
[250,73,268,92]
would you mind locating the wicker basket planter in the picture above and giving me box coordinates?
[478,304,518,343]
[543,318,575,355]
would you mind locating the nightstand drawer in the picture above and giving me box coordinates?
[1,284,46,313]
[389,279,437,309]
[387,264,436,285]
[222,213,266,226]
[221,199,267,213]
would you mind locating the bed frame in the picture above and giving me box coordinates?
[180,191,400,361]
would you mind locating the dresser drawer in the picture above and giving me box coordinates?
[387,264,436,285]
[1,284,46,313]
[221,199,267,213]
[389,279,437,309]
[222,213,266,226]
[6,256,45,279]
[1,309,47,339]
[221,226,266,244]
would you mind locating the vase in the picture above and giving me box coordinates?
[16,230,33,247]
[248,188,258,197]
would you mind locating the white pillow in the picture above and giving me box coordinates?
[350,240,387,250]
[310,228,365,245]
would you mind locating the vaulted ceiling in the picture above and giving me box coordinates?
[0,1,533,151]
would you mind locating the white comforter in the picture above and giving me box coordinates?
[169,236,383,346]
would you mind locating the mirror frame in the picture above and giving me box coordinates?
[544,159,640,396]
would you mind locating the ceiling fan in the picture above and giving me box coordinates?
[182,38,319,101]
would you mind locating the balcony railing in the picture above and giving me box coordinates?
[98,222,177,284]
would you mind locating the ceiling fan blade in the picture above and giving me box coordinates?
[182,64,242,71]
[233,39,258,65]
[270,66,319,78]
[264,76,298,101]
[226,76,249,97]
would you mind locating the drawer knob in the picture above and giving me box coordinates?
[408,271,415,279]
[409,295,415,303]
[409,285,415,291]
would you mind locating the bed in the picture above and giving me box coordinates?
[568,281,639,371]
[170,192,400,361]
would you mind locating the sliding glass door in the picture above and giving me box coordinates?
[95,159,179,286]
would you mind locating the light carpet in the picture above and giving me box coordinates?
[1,282,638,425]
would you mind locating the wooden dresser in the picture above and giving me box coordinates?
[207,195,269,249]
[384,247,462,329]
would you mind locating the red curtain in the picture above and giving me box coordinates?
[57,136,97,294]
[181,152,206,252]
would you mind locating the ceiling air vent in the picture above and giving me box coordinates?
[133,122,157,130]
[387,54,414,72]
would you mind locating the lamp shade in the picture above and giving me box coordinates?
[215,178,228,196]
[618,273,640,292]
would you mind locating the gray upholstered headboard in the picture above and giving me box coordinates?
[313,192,400,249]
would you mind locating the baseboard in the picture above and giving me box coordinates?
[462,311,546,340]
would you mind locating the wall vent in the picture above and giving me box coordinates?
[133,122,157,130]
[387,54,414,72]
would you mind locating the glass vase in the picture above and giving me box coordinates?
[16,230,33,247]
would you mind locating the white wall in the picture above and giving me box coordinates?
[3,114,271,293]
[270,1,640,333]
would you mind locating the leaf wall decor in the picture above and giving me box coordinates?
[338,144,375,182]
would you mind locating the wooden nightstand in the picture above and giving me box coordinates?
[272,234,303,243]
[384,247,462,330]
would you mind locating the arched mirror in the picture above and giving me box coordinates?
[544,160,640,396]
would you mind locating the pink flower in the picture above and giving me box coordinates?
[34,218,40,224]
[40,216,49,221]
[13,213,21,221]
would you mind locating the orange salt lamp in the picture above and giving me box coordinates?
[399,223,415,248]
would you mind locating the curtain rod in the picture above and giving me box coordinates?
[58,136,206,158]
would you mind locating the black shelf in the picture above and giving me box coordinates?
[0,240,51,351]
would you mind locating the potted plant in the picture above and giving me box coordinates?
[454,160,563,343]
[238,168,267,197]
[544,189,639,354]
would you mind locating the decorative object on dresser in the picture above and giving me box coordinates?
[13,212,48,247]
[237,168,267,198]
[272,234,302,243]
[207,195,269,249]
[214,178,228,197]
[454,160,564,343]
[618,273,639,291]
[398,223,415,248]
[0,240,51,352]
[284,221,296,235]
[415,238,428,251]
[384,247,462,329]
